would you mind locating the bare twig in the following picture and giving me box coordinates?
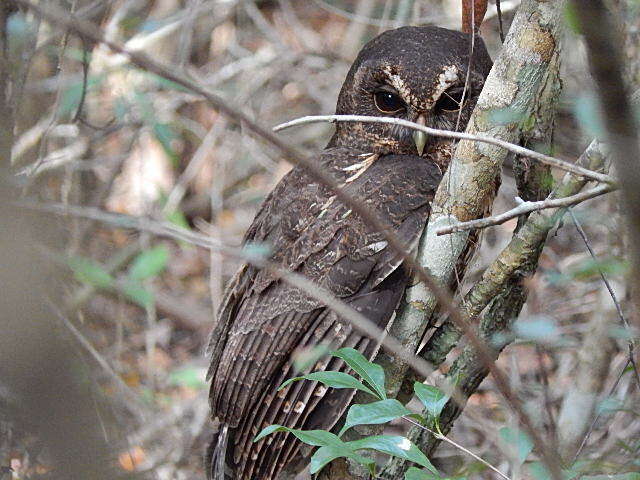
[437,183,615,235]
[402,417,511,480]
[273,115,614,184]
[47,300,148,419]
[568,208,639,384]
[32,0,80,179]
[572,357,633,461]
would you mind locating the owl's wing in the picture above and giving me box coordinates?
[207,152,441,479]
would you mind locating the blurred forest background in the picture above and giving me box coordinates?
[0,0,639,479]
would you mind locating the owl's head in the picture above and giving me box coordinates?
[331,26,492,160]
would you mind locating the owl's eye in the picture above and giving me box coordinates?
[373,90,405,113]
[434,86,466,113]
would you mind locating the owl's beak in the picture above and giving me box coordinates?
[413,115,427,156]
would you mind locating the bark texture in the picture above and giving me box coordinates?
[377,0,566,406]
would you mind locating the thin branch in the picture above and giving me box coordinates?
[273,115,614,184]
[437,183,615,235]
[572,357,632,461]
[402,417,511,480]
[32,0,79,179]
[496,0,506,42]
[569,208,639,384]
[47,300,148,419]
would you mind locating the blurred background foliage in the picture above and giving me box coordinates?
[1,0,639,479]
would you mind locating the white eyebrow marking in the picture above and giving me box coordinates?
[382,65,418,106]
[432,65,460,102]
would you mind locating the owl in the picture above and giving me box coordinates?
[206,26,492,480]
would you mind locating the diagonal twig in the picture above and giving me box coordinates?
[437,183,616,235]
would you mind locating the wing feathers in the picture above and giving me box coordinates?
[207,152,443,479]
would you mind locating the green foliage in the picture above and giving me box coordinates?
[122,278,154,309]
[499,427,533,466]
[68,257,115,289]
[405,467,465,480]
[68,245,170,310]
[128,245,169,280]
[339,399,411,436]
[311,445,376,474]
[563,2,581,34]
[527,462,580,480]
[256,349,450,476]
[348,435,437,474]
[573,94,606,138]
[513,317,561,344]
[414,382,449,425]
[168,367,207,389]
[332,347,387,399]
[279,371,377,398]
[165,209,191,231]
[152,121,180,167]
[60,75,105,116]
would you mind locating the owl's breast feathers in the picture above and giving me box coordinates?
[206,147,442,479]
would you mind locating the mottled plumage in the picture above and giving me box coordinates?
[206,26,492,480]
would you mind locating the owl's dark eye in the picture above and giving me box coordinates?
[373,90,405,113]
[434,86,466,113]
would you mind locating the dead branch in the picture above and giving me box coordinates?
[438,183,615,235]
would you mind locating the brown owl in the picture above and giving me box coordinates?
[206,26,492,480]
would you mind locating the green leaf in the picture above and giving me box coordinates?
[563,2,581,34]
[406,468,435,480]
[499,427,533,465]
[165,209,190,231]
[513,317,560,344]
[253,425,343,448]
[254,425,283,443]
[68,257,114,289]
[152,122,179,167]
[339,399,411,436]
[348,435,438,474]
[414,383,449,420]
[128,246,169,280]
[59,75,104,116]
[167,367,206,389]
[405,468,461,480]
[332,348,386,399]
[596,396,625,415]
[573,94,606,138]
[310,445,375,475]
[122,279,154,309]
[279,371,376,398]
[528,462,580,480]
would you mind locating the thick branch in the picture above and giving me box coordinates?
[375,1,565,469]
